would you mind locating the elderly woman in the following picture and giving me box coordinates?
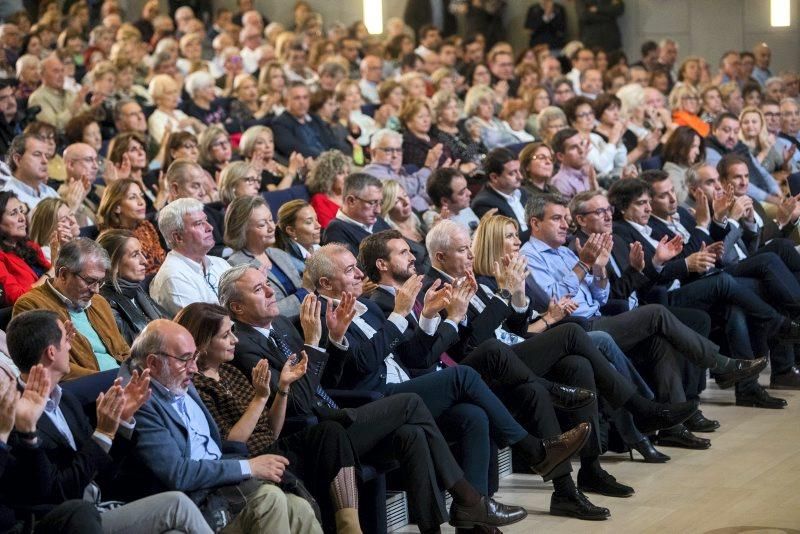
[29,197,80,262]
[218,161,261,208]
[147,74,205,144]
[239,125,303,191]
[335,79,377,148]
[375,79,405,130]
[430,91,484,170]
[111,57,151,107]
[198,126,233,178]
[536,106,568,146]
[97,229,169,344]
[97,178,166,275]
[85,61,118,140]
[183,70,229,126]
[463,85,520,150]
[380,180,429,273]
[668,84,708,138]
[400,97,452,170]
[739,107,783,204]
[519,142,556,197]
[226,73,273,133]
[275,199,321,273]
[398,71,427,100]
[499,98,536,144]
[224,196,305,320]
[661,126,705,204]
[616,83,662,166]
[305,150,347,228]
[700,85,724,123]
[0,192,54,305]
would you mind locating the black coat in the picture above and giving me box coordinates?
[403,0,458,37]
[322,217,392,257]
[270,111,340,159]
[470,185,531,243]
[100,285,170,345]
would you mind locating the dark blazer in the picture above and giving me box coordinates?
[322,217,392,257]
[422,267,528,360]
[231,316,350,423]
[33,389,131,503]
[204,202,226,257]
[403,0,458,37]
[746,198,793,251]
[100,285,170,345]
[647,206,721,255]
[0,438,52,529]
[270,111,339,159]
[369,286,460,371]
[470,186,531,243]
[612,219,692,285]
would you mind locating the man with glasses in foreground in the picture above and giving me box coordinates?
[13,238,131,379]
[321,172,392,256]
[150,197,232,316]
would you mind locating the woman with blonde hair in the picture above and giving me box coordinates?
[29,198,80,262]
[225,196,305,320]
[147,74,205,143]
[738,107,784,204]
[239,125,304,191]
[198,125,233,177]
[380,180,429,272]
[668,84,709,137]
[275,199,321,273]
[97,178,166,275]
[227,73,274,132]
[256,61,287,114]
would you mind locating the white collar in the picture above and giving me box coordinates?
[335,210,373,232]
[626,219,652,236]
[320,294,368,317]
[489,185,522,202]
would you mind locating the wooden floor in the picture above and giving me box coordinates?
[398,371,800,533]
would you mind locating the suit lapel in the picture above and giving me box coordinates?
[37,413,74,449]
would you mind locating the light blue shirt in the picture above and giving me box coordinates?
[171,394,223,461]
[521,237,609,318]
[68,310,119,372]
[43,385,77,450]
[2,176,59,212]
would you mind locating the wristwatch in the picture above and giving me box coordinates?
[495,288,512,301]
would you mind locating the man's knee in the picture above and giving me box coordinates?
[285,494,322,534]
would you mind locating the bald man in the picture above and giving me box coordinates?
[27,55,88,131]
[358,55,383,105]
[752,43,772,87]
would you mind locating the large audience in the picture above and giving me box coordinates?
[0,0,799,532]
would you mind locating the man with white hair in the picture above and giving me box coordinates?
[239,25,263,74]
[362,129,444,212]
[149,197,231,315]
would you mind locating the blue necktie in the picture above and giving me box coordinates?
[269,331,339,410]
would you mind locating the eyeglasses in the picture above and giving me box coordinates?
[578,206,615,217]
[210,139,230,149]
[681,96,699,102]
[354,196,381,208]
[531,154,553,163]
[377,147,402,154]
[153,350,201,368]
[575,111,595,119]
[241,176,259,185]
[182,142,199,150]
[73,272,105,290]
[763,112,780,118]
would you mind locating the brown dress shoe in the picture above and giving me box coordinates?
[532,422,591,479]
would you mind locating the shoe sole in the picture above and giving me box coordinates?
[550,508,610,521]
[684,425,719,433]
[655,439,711,450]
[734,400,786,409]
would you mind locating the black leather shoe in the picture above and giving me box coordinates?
[656,425,711,449]
[577,469,634,498]
[449,496,527,529]
[549,384,596,410]
[684,410,720,432]
[550,489,610,520]
[632,400,698,434]
[714,357,768,389]
[532,422,591,479]
[770,366,800,390]
[736,387,787,409]
[628,437,670,463]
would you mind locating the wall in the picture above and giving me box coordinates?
[130,0,799,72]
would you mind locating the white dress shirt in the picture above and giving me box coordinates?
[489,186,528,231]
[149,250,231,316]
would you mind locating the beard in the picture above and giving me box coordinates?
[391,263,416,283]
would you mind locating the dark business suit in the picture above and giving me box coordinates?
[231,315,466,529]
[471,186,531,243]
[322,217,392,258]
[403,0,458,37]
[204,202,227,258]
[270,111,339,159]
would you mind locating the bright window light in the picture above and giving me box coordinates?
[364,0,383,34]
[771,0,791,27]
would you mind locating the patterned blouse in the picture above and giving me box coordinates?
[133,220,166,276]
[193,363,276,456]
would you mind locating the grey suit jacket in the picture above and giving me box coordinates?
[118,360,245,494]
[228,247,304,319]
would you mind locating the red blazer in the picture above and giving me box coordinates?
[0,242,50,305]
[310,193,341,229]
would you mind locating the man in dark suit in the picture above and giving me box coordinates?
[271,82,339,159]
[686,162,800,391]
[322,173,392,256]
[5,310,211,533]
[302,245,599,527]
[471,148,531,243]
[359,229,615,520]
[403,0,458,39]
[217,265,535,531]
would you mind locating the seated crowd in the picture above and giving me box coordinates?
[1,1,799,533]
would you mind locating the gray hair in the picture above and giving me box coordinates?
[218,263,252,311]
[307,150,350,195]
[684,162,710,189]
[568,190,606,219]
[304,243,350,290]
[130,321,167,368]
[184,70,216,99]
[158,197,205,248]
[765,76,784,88]
[369,128,402,151]
[524,193,567,224]
[425,219,468,258]
[54,238,111,274]
[463,84,494,117]
[343,172,382,198]
[15,54,40,78]
[239,125,272,159]
[537,106,568,131]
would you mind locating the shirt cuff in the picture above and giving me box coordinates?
[239,460,252,478]
[388,312,408,333]
[117,418,135,440]
[91,431,113,453]
[418,313,441,335]
[510,298,530,314]
[328,335,349,350]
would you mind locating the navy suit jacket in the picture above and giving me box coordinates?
[322,217,392,257]
[612,219,692,285]
[647,206,722,255]
[270,111,338,159]
[470,186,531,243]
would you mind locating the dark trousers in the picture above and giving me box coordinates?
[725,250,800,312]
[345,393,463,530]
[669,307,711,401]
[33,500,102,534]
[758,237,800,277]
